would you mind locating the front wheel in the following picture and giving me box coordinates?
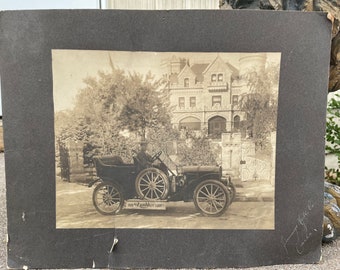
[193,180,230,217]
[226,182,236,204]
[92,182,124,215]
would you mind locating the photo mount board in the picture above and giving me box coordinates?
[0,10,331,269]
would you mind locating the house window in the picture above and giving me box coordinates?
[212,95,222,107]
[234,115,240,130]
[179,116,201,131]
[211,74,217,82]
[189,97,196,108]
[184,78,189,87]
[178,97,185,108]
[232,95,238,105]
[218,73,223,81]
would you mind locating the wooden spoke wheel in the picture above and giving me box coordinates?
[92,182,124,215]
[193,180,230,217]
[135,168,169,200]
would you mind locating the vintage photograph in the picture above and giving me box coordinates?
[53,50,281,229]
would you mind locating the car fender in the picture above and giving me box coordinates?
[90,176,123,190]
[186,172,221,195]
[197,172,221,182]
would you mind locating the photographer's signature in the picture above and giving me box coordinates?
[281,200,317,255]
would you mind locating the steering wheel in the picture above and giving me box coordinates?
[151,151,162,162]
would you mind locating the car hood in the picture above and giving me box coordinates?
[181,165,221,174]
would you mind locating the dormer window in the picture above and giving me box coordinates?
[218,73,223,81]
[184,78,189,87]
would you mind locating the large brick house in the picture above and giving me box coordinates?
[162,54,267,139]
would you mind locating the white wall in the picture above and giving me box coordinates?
[106,0,219,9]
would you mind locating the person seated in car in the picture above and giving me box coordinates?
[136,140,153,169]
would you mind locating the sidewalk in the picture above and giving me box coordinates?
[233,178,275,202]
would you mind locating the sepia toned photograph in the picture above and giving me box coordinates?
[53,50,281,229]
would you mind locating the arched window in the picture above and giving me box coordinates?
[184,78,189,87]
[208,116,226,138]
[218,73,223,81]
[211,74,217,82]
[234,115,240,130]
[232,95,239,106]
[179,116,201,130]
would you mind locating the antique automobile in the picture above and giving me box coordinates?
[88,150,236,217]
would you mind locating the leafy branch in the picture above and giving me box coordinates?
[325,93,340,165]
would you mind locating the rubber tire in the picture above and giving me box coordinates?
[92,182,124,215]
[226,182,236,204]
[193,179,230,217]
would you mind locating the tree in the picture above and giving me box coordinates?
[55,66,133,163]
[147,125,179,153]
[55,66,174,165]
[325,93,340,166]
[239,62,279,152]
[117,72,171,140]
[177,131,220,166]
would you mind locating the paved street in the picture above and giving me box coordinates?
[56,179,274,229]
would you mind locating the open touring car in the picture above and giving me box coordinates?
[88,150,236,217]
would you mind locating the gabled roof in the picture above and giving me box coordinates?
[177,63,196,80]
[226,62,239,79]
[202,55,227,74]
[167,55,240,84]
[191,63,209,82]
[202,55,239,79]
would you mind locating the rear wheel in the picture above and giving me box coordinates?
[194,180,230,217]
[135,168,169,200]
[92,182,124,215]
